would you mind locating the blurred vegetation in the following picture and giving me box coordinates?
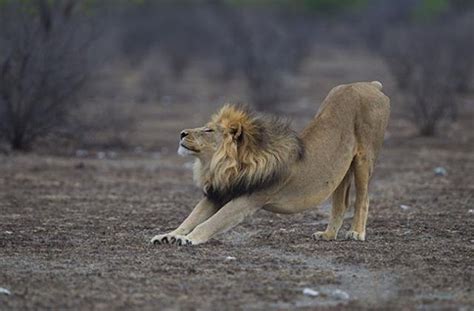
[0,0,473,151]
[414,0,450,19]
[1,0,469,15]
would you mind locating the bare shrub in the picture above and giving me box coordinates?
[115,2,314,112]
[363,0,474,136]
[0,0,90,150]
[213,5,314,111]
[119,3,223,79]
[380,14,473,135]
[449,13,474,94]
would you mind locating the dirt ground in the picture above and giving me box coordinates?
[1,108,473,311]
[1,45,474,309]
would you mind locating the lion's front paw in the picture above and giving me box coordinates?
[151,234,194,246]
[312,231,337,241]
[345,230,366,241]
[151,233,172,245]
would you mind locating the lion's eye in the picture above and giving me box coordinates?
[204,128,214,133]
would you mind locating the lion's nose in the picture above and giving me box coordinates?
[180,130,189,139]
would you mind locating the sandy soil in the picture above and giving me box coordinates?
[1,110,473,311]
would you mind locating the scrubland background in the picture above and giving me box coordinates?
[0,0,473,310]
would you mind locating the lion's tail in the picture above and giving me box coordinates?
[370,81,383,90]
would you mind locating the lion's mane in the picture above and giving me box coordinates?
[194,105,304,205]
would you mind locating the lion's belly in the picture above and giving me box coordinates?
[262,146,354,214]
[262,182,334,214]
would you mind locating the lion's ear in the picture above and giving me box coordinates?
[229,123,242,141]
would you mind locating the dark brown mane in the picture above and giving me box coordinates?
[194,105,304,206]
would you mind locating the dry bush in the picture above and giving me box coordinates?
[380,13,474,135]
[363,0,474,136]
[0,0,91,150]
[213,6,314,111]
[115,2,314,112]
[119,3,223,77]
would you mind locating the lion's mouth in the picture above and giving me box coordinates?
[180,143,199,153]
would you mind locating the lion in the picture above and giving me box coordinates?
[151,81,390,246]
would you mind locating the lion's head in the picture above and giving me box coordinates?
[178,104,304,205]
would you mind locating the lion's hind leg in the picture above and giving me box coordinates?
[345,151,374,241]
[313,166,352,241]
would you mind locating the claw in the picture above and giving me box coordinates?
[345,230,366,241]
[151,234,195,246]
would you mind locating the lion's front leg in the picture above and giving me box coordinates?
[151,198,219,245]
[183,196,262,245]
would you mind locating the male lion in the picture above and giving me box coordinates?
[151,81,390,245]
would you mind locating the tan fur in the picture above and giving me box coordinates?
[151,81,390,246]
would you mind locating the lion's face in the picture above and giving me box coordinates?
[177,106,248,159]
[177,125,221,158]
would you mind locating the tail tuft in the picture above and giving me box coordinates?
[370,81,383,90]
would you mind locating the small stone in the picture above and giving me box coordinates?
[75,149,88,157]
[97,151,106,160]
[303,288,320,297]
[400,204,411,210]
[331,289,350,300]
[0,287,11,295]
[433,167,447,176]
[4,231,13,235]
[225,256,237,261]
[468,209,474,214]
